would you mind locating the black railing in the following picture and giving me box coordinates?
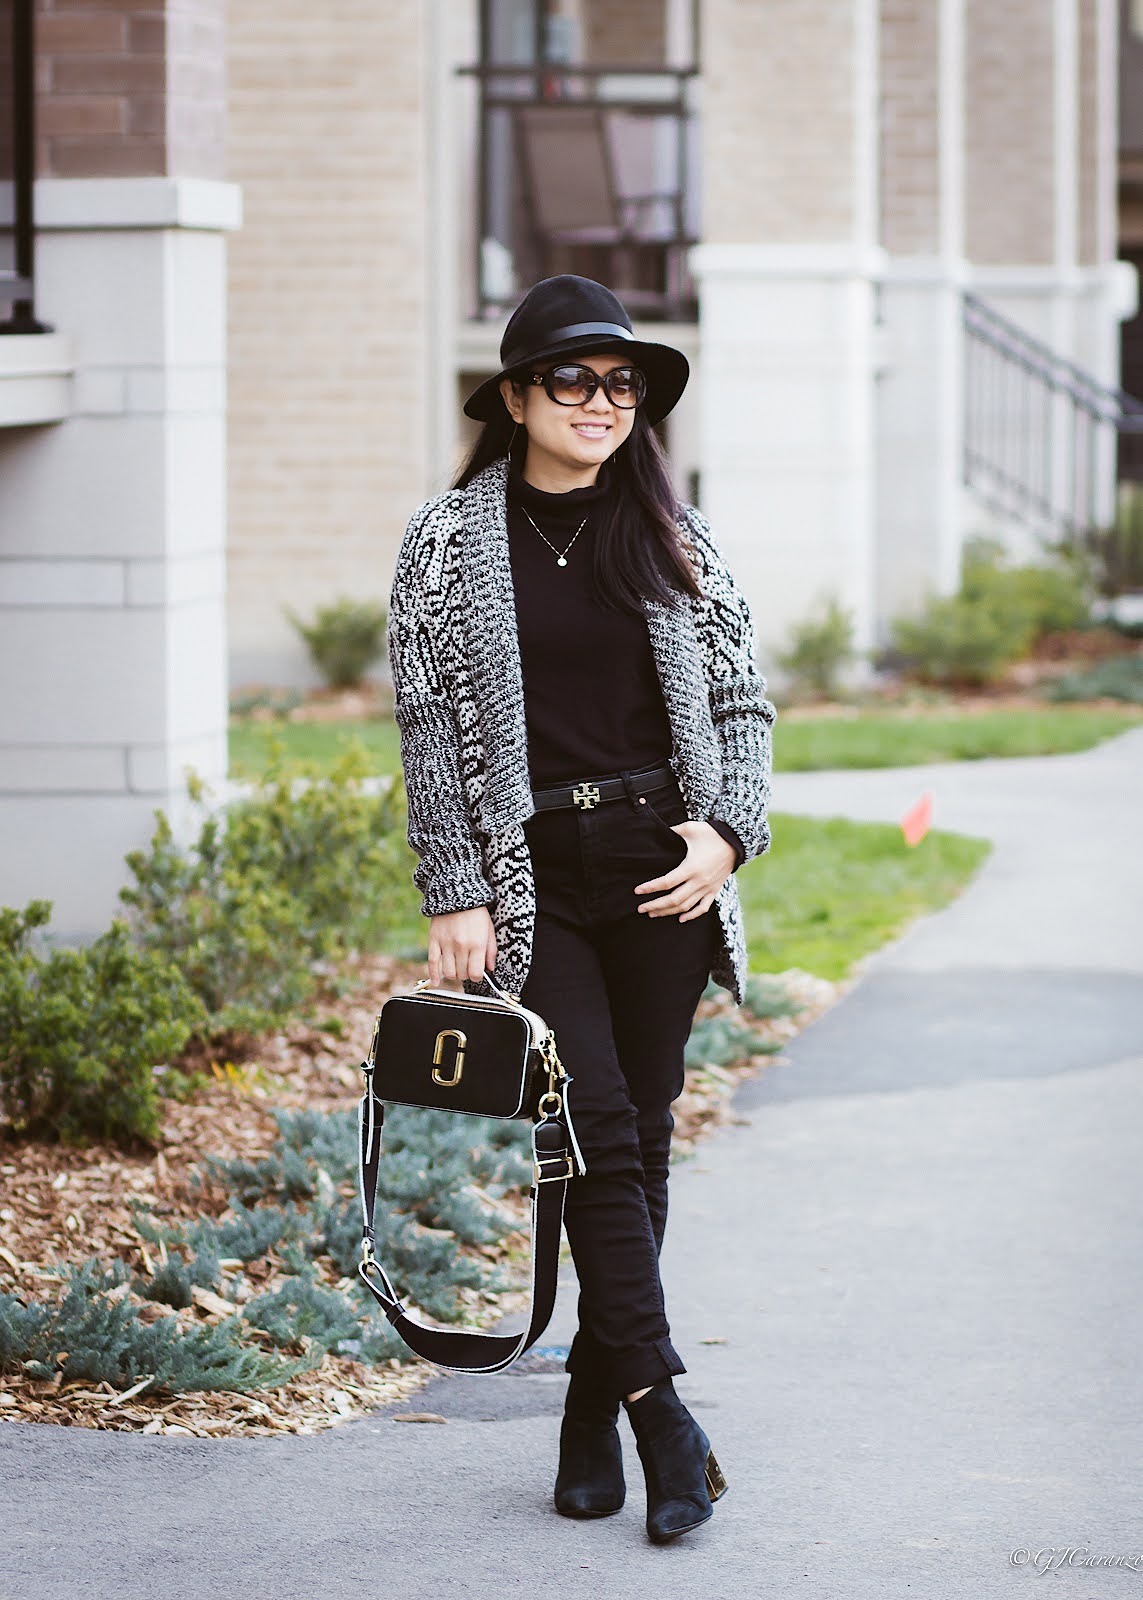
[460,58,700,323]
[1,0,44,333]
[963,289,1143,541]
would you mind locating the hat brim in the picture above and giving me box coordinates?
[463,332,690,427]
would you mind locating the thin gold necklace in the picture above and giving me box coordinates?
[521,506,588,568]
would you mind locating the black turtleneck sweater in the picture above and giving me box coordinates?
[506,460,745,870]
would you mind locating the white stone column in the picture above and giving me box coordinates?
[875,264,967,623]
[690,242,883,664]
[0,176,240,938]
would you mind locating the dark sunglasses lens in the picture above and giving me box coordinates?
[604,368,646,407]
[547,365,596,404]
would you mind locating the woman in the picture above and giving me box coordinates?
[387,275,775,1544]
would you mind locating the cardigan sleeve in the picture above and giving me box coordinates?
[707,817,746,871]
[388,510,496,918]
[682,506,777,864]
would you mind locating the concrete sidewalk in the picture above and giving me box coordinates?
[2,730,1141,1599]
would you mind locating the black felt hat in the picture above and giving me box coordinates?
[463,275,690,426]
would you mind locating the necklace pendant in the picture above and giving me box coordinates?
[557,556,568,567]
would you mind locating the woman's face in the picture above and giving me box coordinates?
[499,353,639,477]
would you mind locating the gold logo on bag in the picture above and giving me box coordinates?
[431,1028,466,1087]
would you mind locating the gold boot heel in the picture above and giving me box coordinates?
[704,1450,728,1502]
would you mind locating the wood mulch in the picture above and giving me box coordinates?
[780,629,1142,719]
[0,955,837,1438]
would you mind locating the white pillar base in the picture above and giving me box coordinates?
[875,258,967,635]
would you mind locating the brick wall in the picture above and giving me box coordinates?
[879,0,940,255]
[965,0,1055,264]
[33,0,225,179]
[225,0,430,682]
[702,0,857,245]
[584,0,665,64]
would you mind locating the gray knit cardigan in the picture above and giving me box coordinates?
[386,455,776,1005]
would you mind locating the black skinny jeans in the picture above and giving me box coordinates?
[517,762,719,1400]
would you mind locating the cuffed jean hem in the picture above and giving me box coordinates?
[566,1335,687,1401]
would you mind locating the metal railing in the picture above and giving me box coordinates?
[1,0,44,332]
[963,289,1143,542]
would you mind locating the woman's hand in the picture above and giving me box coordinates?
[427,905,498,985]
[634,821,737,922]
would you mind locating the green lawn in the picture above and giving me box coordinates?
[229,703,1140,781]
[738,813,989,979]
[230,719,402,778]
[775,705,1140,770]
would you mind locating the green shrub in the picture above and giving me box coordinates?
[740,974,803,1021]
[1049,655,1143,705]
[197,1104,528,1322]
[1082,483,1143,596]
[891,542,1092,688]
[0,1259,313,1394]
[684,1013,782,1068]
[0,902,204,1145]
[777,599,856,699]
[229,686,304,721]
[288,597,388,689]
[962,539,1091,637]
[244,1272,363,1353]
[891,592,1032,687]
[121,750,412,1033]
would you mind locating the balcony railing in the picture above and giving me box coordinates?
[460,59,700,323]
[1,0,43,333]
[963,290,1143,542]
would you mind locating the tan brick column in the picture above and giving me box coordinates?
[692,0,882,672]
[225,2,431,687]
[874,0,967,627]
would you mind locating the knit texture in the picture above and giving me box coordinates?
[386,455,776,1003]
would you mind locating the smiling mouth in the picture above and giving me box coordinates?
[572,423,610,436]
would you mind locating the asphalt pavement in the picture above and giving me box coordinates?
[3,728,1141,1599]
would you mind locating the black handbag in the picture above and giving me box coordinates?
[356,968,585,1373]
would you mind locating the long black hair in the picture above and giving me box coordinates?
[452,397,703,612]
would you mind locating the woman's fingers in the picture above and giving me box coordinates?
[635,821,735,918]
[678,891,714,922]
[637,859,723,917]
[428,907,497,985]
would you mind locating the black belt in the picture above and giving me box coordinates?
[530,761,675,813]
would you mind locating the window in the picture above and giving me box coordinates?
[465,0,701,322]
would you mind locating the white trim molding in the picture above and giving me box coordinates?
[690,242,890,283]
[0,333,73,425]
[31,177,243,233]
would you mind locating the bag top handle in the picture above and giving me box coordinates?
[410,968,521,1005]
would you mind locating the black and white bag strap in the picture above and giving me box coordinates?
[355,1066,583,1375]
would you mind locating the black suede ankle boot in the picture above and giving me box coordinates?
[553,1370,626,1519]
[622,1377,727,1543]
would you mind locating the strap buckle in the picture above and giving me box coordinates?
[533,1153,575,1185]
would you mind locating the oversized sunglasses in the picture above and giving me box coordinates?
[528,363,647,409]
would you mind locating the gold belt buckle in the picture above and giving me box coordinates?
[572,782,601,810]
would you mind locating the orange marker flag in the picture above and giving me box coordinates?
[901,792,934,848]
